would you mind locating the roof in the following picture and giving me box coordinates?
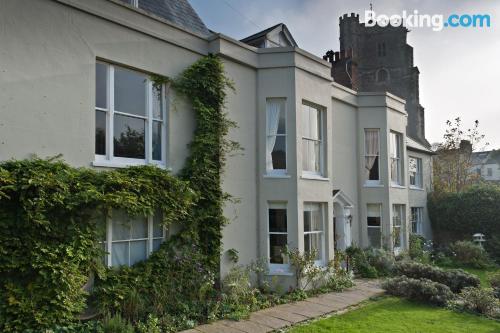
[240,23,298,48]
[406,136,434,155]
[120,0,211,36]
[471,150,500,165]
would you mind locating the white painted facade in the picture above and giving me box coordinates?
[0,0,433,285]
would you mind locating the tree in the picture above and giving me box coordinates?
[433,118,488,193]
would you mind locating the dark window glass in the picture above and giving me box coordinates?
[269,234,287,264]
[113,114,145,158]
[152,121,162,161]
[367,216,381,227]
[96,63,107,109]
[269,209,287,233]
[368,228,381,248]
[95,111,106,155]
[369,156,379,180]
[272,136,286,169]
[114,67,146,116]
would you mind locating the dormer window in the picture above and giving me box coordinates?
[377,68,389,82]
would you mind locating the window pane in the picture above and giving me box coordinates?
[112,218,130,241]
[153,239,163,252]
[394,227,401,247]
[152,86,163,119]
[309,108,319,140]
[368,228,381,248]
[95,110,106,155]
[269,208,287,232]
[366,156,379,180]
[304,204,322,232]
[302,139,320,173]
[302,105,310,138]
[304,233,321,260]
[277,104,286,135]
[131,216,148,239]
[114,67,146,116]
[113,114,145,159]
[152,121,162,161]
[112,241,129,266]
[96,63,107,109]
[130,240,147,265]
[270,234,287,264]
[153,212,163,238]
[272,136,286,169]
[367,216,381,227]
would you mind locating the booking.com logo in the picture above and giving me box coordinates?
[365,10,491,31]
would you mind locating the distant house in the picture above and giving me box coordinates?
[0,0,433,287]
[471,150,500,182]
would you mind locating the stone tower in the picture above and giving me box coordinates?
[324,13,428,146]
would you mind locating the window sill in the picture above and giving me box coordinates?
[265,270,294,276]
[409,186,425,191]
[263,174,291,179]
[301,174,329,181]
[390,184,406,189]
[363,183,384,188]
[92,160,168,170]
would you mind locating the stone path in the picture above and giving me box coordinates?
[180,279,383,333]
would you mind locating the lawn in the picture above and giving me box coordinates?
[287,297,500,333]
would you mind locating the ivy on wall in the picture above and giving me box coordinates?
[0,54,237,331]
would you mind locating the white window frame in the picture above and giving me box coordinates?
[390,132,403,186]
[409,156,423,189]
[392,204,405,251]
[268,202,290,273]
[301,103,325,177]
[367,204,382,248]
[266,98,287,176]
[101,212,166,267]
[364,128,381,186]
[303,202,325,266]
[411,207,423,235]
[94,62,167,169]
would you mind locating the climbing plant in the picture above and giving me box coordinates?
[0,54,237,331]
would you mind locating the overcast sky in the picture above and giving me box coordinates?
[190,0,500,149]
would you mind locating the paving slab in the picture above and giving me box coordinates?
[247,312,291,329]
[195,322,244,333]
[259,307,309,323]
[221,319,272,333]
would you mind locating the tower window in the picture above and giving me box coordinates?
[377,42,386,57]
[376,68,389,82]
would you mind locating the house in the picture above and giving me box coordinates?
[471,150,500,182]
[0,0,433,287]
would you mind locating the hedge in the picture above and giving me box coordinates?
[428,185,500,262]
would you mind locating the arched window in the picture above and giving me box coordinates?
[377,68,389,82]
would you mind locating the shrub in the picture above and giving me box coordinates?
[102,314,134,333]
[449,241,492,269]
[383,276,454,306]
[326,268,354,292]
[218,265,260,320]
[136,314,161,333]
[489,272,500,289]
[409,234,432,263]
[394,261,480,293]
[346,246,394,278]
[454,287,500,318]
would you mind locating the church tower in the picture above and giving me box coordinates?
[325,13,428,146]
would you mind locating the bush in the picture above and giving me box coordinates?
[394,261,480,293]
[449,241,492,269]
[453,287,500,318]
[409,234,431,263]
[489,272,500,289]
[428,185,500,263]
[346,246,394,278]
[102,314,134,333]
[382,276,454,306]
[326,268,354,292]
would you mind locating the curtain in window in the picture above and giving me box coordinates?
[266,100,281,171]
[365,130,379,179]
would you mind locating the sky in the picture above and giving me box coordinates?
[190,0,500,149]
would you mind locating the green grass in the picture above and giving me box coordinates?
[288,297,500,333]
